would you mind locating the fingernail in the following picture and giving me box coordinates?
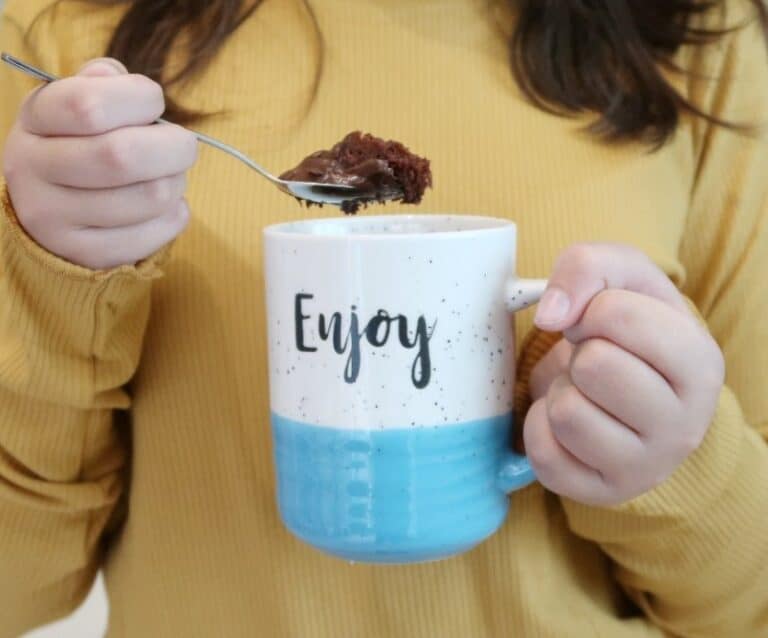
[535,287,570,327]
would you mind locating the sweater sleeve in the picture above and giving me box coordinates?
[560,7,768,638]
[0,10,167,636]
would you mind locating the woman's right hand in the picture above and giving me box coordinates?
[1,58,198,270]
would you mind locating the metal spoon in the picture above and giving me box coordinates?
[1,52,382,207]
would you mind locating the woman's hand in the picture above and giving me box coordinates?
[2,58,198,270]
[524,244,725,507]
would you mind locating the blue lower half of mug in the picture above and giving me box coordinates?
[271,412,517,564]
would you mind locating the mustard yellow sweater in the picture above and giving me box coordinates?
[1,1,767,637]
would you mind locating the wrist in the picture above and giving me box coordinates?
[561,386,748,542]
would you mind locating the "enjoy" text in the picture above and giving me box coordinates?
[294,293,436,389]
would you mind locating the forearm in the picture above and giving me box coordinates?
[0,185,165,635]
[0,390,123,637]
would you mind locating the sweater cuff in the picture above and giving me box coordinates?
[1,181,171,283]
[1,181,171,405]
[562,385,750,543]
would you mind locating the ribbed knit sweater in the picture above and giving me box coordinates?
[1,1,767,636]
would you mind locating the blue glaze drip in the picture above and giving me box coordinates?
[271,413,519,563]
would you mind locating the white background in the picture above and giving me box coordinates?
[21,577,108,638]
[2,2,108,636]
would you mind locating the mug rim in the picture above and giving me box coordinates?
[263,214,516,241]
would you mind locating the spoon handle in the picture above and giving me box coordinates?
[180,126,280,184]
[1,52,57,82]
[1,52,281,184]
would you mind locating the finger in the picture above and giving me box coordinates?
[569,337,679,434]
[529,338,573,401]
[545,374,645,480]
[78,58,128,75]
[27,174,188,229]
[58,200,190,270]
[564,289,721,395]
[534,243,688,331]
[21,62,164,137]
[31,123,198,188]
[523,398,610,505]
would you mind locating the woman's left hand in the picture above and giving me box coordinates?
[523,244,725,507]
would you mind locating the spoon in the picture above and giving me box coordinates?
[1,52,379,208]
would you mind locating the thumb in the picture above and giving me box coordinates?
[77,57,128,77]
[533,243,687,332]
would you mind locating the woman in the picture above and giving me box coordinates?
[0,0,766,636]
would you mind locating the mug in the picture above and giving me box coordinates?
[263,214,547,564]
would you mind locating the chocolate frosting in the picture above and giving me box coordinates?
[280,154,397,192]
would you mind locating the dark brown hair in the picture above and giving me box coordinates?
[102,0,264,123]
[97,0,767,145]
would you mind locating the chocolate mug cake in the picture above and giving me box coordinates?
[280,131,432,213]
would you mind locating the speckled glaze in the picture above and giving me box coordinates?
[272,413,531,563]
[263,215,546,563]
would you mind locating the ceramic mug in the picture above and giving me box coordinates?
[263,215,547,564]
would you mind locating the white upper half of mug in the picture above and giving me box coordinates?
[263,214,521,430]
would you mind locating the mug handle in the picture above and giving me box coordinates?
[496,277,549,493]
